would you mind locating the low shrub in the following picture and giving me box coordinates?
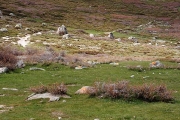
[88,81,174,102]
[132,84,173,102]
[29,85,48,94]
[47,83,67,95]
[0,45,18,70]
[29,83,67,95]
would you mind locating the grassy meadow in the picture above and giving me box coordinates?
[0,62,180,120]
[1,0,180,119]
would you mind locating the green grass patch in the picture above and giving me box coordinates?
[0,62,179,119]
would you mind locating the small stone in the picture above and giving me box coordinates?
[42,23,47,26]
[25,28,31,31]
[29,67,45,71]
[2,88,18,91]
[0,94,5,96]
[9,13,15,16]
[15,23,22,29]
[109,62,119,66]
[89,33,94,38]
[75,66,83,70]
[0,67,8,74]
[62,100,66,102]
[94,118,100,120]
[130,75,134,78]
[0,105,5,108]
[108,32,114,39]
[57,25,68,35]
[5,25,10,28]
[16,60,25,68]
[0,28,8,32]
[62,34,69,39]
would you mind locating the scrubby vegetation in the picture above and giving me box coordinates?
[30,82,67,95]
[0,45,18,70]
[0,0,180,119]
[88,81,173,102]
[0,62,179,119]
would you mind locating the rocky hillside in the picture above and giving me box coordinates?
[0,0,180,63]
[1,0,180,31]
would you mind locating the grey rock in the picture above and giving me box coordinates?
[2,88,18,91]
[150,61,164,68]
[9,13,15,17]
[15,23,22,29]
[62,34,70,39]
[42,23,47,26]
[89,33,94,38]
[16,60,25,68]
[27,93,60,102]
[29,67,45,71]
[56,25,68,35]
[108,32,114,39]
[0,28,8,32]
[0,67,8,74]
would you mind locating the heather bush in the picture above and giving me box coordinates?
[132,84,173,102]
[30,85,48,94]
[88,81,174,102]
[89,81,132,99]
[47,83,67,95]
[30,83,67,95]
[0,45,18,70]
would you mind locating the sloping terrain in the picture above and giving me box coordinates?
[0,0,180,62]
[1,0,180,31]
